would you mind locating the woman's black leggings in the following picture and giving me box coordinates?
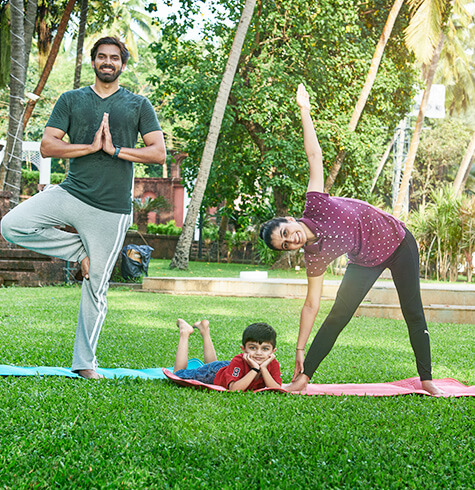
[303,229,432,381]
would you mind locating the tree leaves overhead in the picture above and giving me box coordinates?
[152,0,418,223]
[403,0,472,66]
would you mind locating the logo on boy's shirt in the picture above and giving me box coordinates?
[232,367,241,377]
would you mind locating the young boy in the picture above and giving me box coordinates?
[173,319,282,392]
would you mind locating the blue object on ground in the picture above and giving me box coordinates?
[0,359,204,379]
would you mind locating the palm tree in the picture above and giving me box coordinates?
[436,6,475,116]
[133,196,170,234]
[170,0,257,270]
[0,0,37,207]
[324,0,405,192]
[0,1,11,88]
[22,0,78,131]
[453,130,475,196]
[393,0,472,217]
[83,0,157,62]
[393,32,445,217]
[73,0,89,89]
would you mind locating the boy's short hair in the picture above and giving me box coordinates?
[242,323,277,348]
[91,36,130,64]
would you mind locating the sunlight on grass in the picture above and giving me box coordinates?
[0,285,473,488]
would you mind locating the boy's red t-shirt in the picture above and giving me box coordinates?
[213,353,282,391]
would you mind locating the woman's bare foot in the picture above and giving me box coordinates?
[77,369,104,379]
[284,373,310,393]
[81,256,90,280]
[421,380,444,396]
[193,319,210,336]
[177,318,194,336]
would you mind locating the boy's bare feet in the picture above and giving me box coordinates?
[81,256,90,280]
[193,319,210,336]
[284,373,310,393]
[77,369,104,379]
[421,380,444,396]
[177,318,194,335]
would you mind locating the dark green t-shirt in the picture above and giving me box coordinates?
[46,86,161,214]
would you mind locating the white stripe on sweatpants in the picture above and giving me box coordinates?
[90,213,130,355]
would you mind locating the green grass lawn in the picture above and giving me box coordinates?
[146,259,355,282]
[146,258,312,279]
[0,285,473,488]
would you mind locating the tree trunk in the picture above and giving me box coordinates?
[74,0,88,89]
[0,0,37,197]
[324,0,404,192]
[393,33,445,218]
[23,0,37,76]
[370,132,397,192]
[273,187,288,217]
[23,0,78,131]
[0,4,11,88]
[209,209,229,261]
[0,0,25,207]
[453,130,475,196]
[170,0,257,270]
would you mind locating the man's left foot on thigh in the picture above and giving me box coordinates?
[81,256,90,280]
[77,369,104,379]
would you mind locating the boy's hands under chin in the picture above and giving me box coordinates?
[243,352,275,370]
[242,352,260,370]
[259,353,276,370]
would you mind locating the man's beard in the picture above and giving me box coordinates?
[94,64,122,83]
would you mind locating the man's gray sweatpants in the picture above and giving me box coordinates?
[1,185,131,371]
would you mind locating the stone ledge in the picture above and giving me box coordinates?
[142,276,475,324]
[356,303,475,325]
[142,277,474,305]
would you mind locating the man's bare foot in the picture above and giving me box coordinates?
[421,380,444,396]
[284,373,310,393]
[81,256,90,280]
[177,318,194,336]
[77,369,104,379]
[193,319,210,336]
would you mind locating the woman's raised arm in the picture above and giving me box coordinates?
[296,84,323,193]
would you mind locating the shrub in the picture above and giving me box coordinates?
[21,169,65,196]
[147,220,182,236]
[409,185,474,282]
[133,196,171,233]
[256,237,277,266]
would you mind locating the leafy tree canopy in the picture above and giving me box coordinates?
[412,118,474,207]
[149,0,419,228]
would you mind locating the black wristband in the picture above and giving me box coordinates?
[112,146,121,159]
[251,367,260,373]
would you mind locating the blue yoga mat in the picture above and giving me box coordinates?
[0,359,204,379]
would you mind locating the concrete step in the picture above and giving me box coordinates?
[356,303,475,325]
[142,276,475,324]
[143,276,310,299]
[142,277,474,304]
[364,282,475,307]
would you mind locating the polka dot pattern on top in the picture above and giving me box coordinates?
[299,192,406,277]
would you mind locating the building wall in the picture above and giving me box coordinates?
[134,177,184,227]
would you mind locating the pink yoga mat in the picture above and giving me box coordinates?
[163,369,475,397]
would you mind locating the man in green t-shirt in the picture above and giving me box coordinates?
[1,37,166,379]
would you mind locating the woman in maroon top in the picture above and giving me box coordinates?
[260,84,442,395]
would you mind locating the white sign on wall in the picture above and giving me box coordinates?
[410,84,446,119]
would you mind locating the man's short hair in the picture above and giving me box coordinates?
[91,36,130,64]
[242,323,277,348]
[259,217,288,250]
